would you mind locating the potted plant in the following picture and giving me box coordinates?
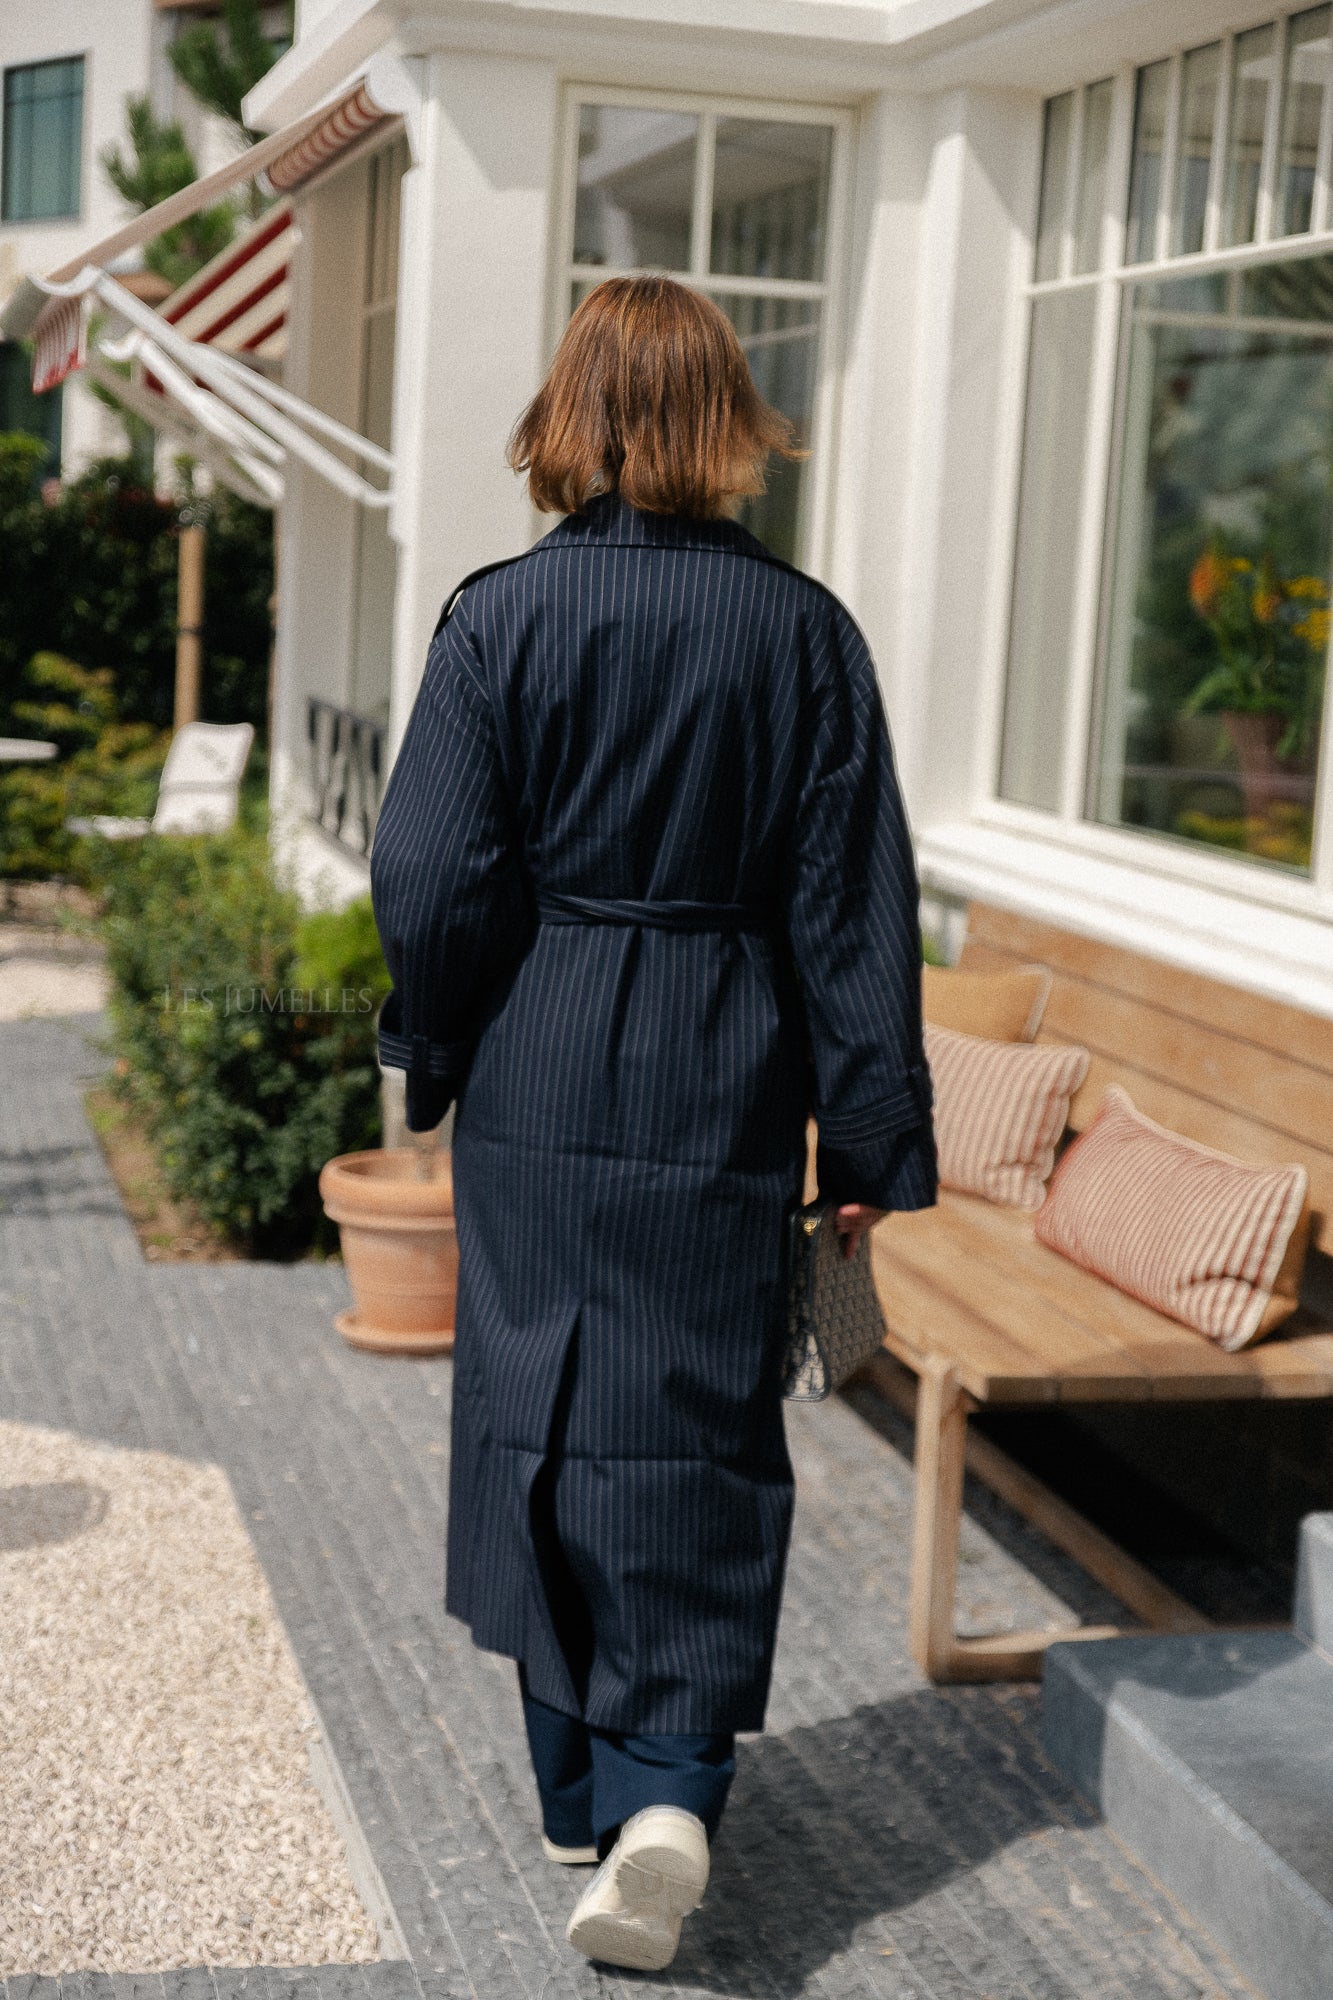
[319,1129,456,1354]
[1184,541,1328,819]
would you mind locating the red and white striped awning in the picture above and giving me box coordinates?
[159,201,295,366]
[267,83,387,194]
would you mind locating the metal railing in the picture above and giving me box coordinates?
[307,697,386,854]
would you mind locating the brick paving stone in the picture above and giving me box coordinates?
[0,1016,1263,2000]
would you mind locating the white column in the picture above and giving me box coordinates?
[268,160,368,905]
[825,89,927,730]
[387,51,559,759]
[874,89,1041,827]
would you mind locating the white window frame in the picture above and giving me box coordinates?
[550,83,854,580]
[980,13,1333,935]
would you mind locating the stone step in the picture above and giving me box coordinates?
[1043,1573,1333,2000]
[1294,1511,1333,1652]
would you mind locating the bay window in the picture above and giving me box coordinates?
[558,92,846,568]
[1001,9,1333,892]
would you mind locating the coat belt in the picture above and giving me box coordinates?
[535,890,768,934]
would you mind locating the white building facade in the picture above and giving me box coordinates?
[0,0,267,471]
[167,0,1333,1008]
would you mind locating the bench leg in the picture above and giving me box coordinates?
[908,1355,1120,1683]
[909,1356,969,1679]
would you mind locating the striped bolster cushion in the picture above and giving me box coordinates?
[1035,1086,1310,1350]
[925,1024,1089,1210]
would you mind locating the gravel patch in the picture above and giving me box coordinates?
[0,1421,381,1975]
[0,924,107,1021]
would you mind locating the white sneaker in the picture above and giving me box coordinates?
[542,1834,599,1865]
[565,1805,710,1971]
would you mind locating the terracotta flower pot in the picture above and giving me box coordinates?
[318,1149,457,1355]
[1219,709,1306,820]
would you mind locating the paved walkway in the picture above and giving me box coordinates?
[0,1014,1258,2000]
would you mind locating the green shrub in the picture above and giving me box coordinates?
[0,654,167,879]
[0,440,274,739]
[95,831,386,1255]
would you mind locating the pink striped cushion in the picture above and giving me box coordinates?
[925,1024,1089,1210]
[1035,1086,1310,1350]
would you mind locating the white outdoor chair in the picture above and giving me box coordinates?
[67,721,255,840]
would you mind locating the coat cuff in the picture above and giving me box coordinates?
[813,1061,937,1211]
[813,1062,932,1147]
[815,1120,938,1213]
[377,993,470,1132]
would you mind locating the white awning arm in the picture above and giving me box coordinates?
[84,354,283,510]
[207,348,395,473]
[92,271,392,509]
[111,331,288,469]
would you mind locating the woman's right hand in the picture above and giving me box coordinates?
[834,1203,885,1259]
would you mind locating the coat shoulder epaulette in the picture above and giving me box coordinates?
[432,551,534,640]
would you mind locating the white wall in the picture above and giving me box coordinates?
[387,50,560,754]
[824,89,928,765]
[881,86,1040,823]
[0,0,158,469]
[269,150,371,906]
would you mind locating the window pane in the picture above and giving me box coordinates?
[1127,60,1170,263]
[1172,42,1221,256]
[0,341,61,473]
[1073,79,1114,274]
[1221,25,1276,247]
[999,288,1099,811]
[709,119,832,283]
[1092,258,1333,874]
[365,139,406,308]
[2,57,83,222]
[1279,6,1331,236]
[573,105,696,270]
[712,292,820,565]
[1035,92,1073,281]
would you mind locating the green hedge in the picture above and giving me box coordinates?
[95,829,389,1255]
[0,653,168,879]
[0,437,274,737]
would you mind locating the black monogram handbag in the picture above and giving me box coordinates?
[781,1198,888,1401]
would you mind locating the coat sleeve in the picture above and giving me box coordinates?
[370,603,530,1131]
[783,599,937,1212]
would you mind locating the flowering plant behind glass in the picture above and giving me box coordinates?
[1184,541,1328,765]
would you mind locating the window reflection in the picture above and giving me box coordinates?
[1279,5,1332,236]
[1127,61,1170,263]
[713,293,820,565]
[1172,43,1221,256]
[1036,92,1074,281]
[999,288,1099,811]
[1074,81,1114,274]
[1093,257,1333,872]
[1221,25,1276,246]
[710,120,832,284]
[574,107,697,270]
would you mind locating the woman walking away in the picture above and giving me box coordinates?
[370,275,936,1973]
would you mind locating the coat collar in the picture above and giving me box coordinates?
[539,491,779,563]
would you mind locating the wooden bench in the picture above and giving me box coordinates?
[869,901,1333,1684]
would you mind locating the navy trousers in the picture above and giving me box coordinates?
[518,1667,736,1856]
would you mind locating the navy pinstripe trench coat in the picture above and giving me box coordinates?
[370,493,936,1735]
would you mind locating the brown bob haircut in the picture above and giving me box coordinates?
[508,275,803,518]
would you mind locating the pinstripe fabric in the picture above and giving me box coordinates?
[925,1024,1089,1209]
[370,493,936,1733]
[1035,1085,1309,1350]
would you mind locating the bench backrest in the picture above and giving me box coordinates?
[957,901,1333,1256]
[151,721,254,835]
